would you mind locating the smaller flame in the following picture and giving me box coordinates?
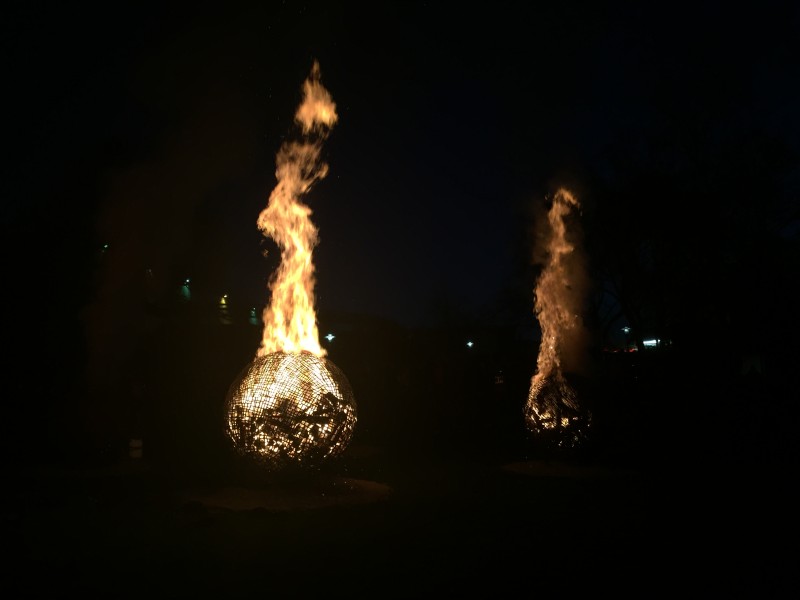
[533,188,581,381]
[525,188,591,448]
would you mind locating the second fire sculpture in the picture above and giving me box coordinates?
[524,188,592,451]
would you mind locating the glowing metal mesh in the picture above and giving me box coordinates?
[523,374,591,450]
[224,352,357,471]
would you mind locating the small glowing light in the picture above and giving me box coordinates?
[180,278,192,301]
[466,341,474,348]
[220,294,228,305]
[622,326,631,334]
[325,333,335,342]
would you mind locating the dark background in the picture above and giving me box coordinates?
[3,1,798,471]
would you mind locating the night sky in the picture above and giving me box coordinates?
[7,1,796,326]
[3,2,799,461]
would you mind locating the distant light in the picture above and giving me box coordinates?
[622,326,631,334]
[466,341,474,348]
[325,333,335,342]
[643,339,660,347]
[220,294,228,305]
[180,278,191,301]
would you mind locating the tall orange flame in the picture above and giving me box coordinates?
[256,61,337,358]
[533,187,581,384]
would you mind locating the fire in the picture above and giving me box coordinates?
[524,188,591,448]
[256,60,337,357]
[223,62,356,471]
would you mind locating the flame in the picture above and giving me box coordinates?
[524,187,590,446]
[256,61,338,358]
[223,63,356,470]
[533,188,581,382]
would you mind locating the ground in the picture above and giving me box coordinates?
[3,443,794,597]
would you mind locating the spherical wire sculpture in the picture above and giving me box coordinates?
[524,373,592,453]
[224,351,357,473]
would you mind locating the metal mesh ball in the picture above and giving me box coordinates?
[524,373,591,451]
[224,351,357,471]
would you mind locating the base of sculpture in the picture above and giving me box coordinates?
[223,351,357,473]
